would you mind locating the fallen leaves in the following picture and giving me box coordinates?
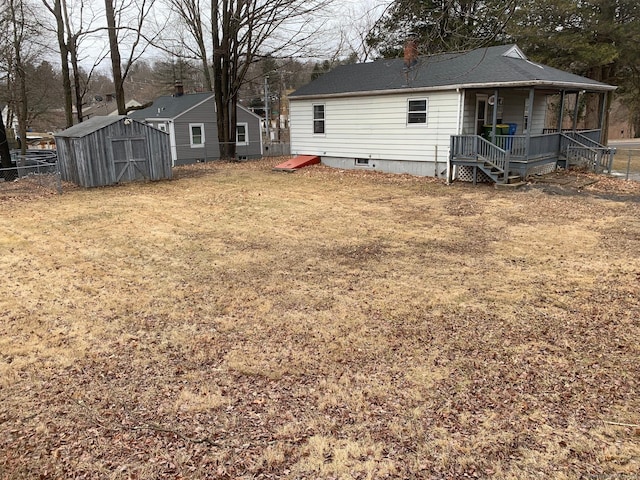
[1,161,639,479]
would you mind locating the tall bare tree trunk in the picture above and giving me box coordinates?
[0,113,14,180]
[105,0,126,115]
[70,42,84,122]
[49,0,73,127]
[9,0,28,155]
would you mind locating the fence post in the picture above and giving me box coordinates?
[626,151,631,181]
[607,148,615,173]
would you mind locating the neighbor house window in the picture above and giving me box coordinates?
[313,104,325,134]
[236,122,248,146]
[407,99,428,125]
[189,123,205,147]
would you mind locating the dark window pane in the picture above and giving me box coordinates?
[409,100,427,111]
[408,113,427,124]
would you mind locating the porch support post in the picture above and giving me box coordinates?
[491,89,499,141]
[525,88,535,161]
[558,90,566,132]
[572,91,580,131]
[598,91,609,144]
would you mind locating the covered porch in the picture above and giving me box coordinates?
[449,85,616,184]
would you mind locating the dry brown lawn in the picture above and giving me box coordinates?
[1,159,639,479]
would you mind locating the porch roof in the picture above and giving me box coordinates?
[291,44,616,100]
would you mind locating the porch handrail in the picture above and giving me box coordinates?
[450,135,508,172]
[562,130,610,150]
[561,133,615,172]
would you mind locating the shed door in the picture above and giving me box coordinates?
[111,137,149,182]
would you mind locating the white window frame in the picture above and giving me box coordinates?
[236,122,249,146]
[189,123,205,148]
[313,104,325,135]
[157,123,167,132]
[407,98,428,126]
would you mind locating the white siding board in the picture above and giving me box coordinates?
[291,91,459,164]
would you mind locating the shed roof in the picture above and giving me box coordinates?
[55,115,126,138]
[291,44,616,99]
[128,93,213,121]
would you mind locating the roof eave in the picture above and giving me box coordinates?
[290,80,617,101]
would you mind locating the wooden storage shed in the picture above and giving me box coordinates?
[54,115,172,187]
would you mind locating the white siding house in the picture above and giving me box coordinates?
[291,91,460,176]
[289,44,616,183]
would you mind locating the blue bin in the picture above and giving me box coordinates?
[503,123,517,150]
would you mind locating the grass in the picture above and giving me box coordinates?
[1,158,639,479]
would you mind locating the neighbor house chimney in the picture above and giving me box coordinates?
[404,39,418,70]
[174,81,184,97]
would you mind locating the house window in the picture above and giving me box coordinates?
[407,99,428,125]
[313,104,325,134]
[236,122,248,146]
[189,123,205,148]
[157,123,167,132]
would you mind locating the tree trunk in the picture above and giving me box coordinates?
[52,0,74,128]
[105,0,126,115]
[69,40,84,122]
[0,113,15,181]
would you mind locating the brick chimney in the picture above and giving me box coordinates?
[174,81,184,97]
[404,39,418,70]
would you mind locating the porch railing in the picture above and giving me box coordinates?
[450,135,509,172]
[453,133,561,163]
[494,133,562,159]
[561,130,603,147]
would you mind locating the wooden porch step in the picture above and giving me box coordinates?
[495,181,526,190]
[496,173,523,184]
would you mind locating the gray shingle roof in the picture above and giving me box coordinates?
[128,92,214,120]
[54,115,126,138]
[291,44,615,98]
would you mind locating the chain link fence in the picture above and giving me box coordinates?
[610,148,640,181]
[0,150,62,194]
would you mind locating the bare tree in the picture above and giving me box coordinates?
[5,0,40,155]
[166,0,212,90]
[165,0,333,158]
[0,111,12,179]
[41,0,73,127]
[337,2,386,62]
[105,0,162,114]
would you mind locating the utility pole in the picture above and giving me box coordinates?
[264,75,270,142]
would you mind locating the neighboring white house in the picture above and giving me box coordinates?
[289,44,616,182]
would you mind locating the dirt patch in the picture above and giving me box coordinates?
[524,170,640,202]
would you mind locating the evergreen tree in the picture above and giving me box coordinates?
[367,0,516,58]
[508,0,640,135]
